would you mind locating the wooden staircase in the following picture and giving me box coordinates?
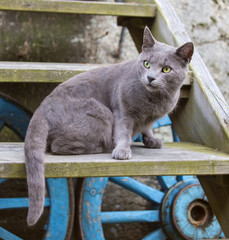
[0,0,156,17]
[0,0,229,238]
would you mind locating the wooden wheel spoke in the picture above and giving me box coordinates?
[0,179,7,184]
[0,197,50,209]
[101,210,160,224]
[0,226,23,240]
[177,175,196,181]
[157,176,177,190]
[109,177,164,204]
[142,228,167,240]
[0,120,4,131]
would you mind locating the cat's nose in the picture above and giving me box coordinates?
[147,74,156,83]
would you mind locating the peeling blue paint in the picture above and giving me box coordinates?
[0,95,71,240]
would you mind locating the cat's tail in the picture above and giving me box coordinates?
[24,110,49,226]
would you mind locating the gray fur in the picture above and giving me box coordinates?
[24,27,194,225]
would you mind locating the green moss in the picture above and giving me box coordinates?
[210,16,217,24]
[213,0,219,4]
[0,11,91,62]
[198,23,206,27]
[0,126,22,142]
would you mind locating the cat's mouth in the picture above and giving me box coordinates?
[145,82,164,91]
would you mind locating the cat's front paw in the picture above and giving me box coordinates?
[143,136,162,149]
[112,147,132,160]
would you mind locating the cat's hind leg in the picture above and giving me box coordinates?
[50,98,114,155]
[51,138,87,154]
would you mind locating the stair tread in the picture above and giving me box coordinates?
[0,0,156,17]
[0,61,103,71]
[0,142,229,178]
[0,61,191,87]
[0,61,105,83]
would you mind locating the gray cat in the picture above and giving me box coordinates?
[24,27,193,226]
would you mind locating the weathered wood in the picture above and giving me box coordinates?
[1,142,229,179]
[150,0,229,153]
[0,0,156,17]
[149,1,229,236]
[117,16,154,53]
[0,62,103,83]
[0,62,191,99]
[118,17,153,30]
[198,176,229,237]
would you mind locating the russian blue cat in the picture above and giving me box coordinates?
[24,27,193,225]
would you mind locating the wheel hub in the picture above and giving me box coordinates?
[161,179,222,239]
[187,199,212,227]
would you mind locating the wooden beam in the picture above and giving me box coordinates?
[151,0,229,153]
[0,61,191,84]
[0,62,103,83]
[0,0,156,17]
[150,1,229,236]
[0,61,191,99]
[198,176,229,237]
[118,17,153,29]
[117,1,155,53]
[1,142,229,179]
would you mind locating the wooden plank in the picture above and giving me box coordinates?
[149,1,229,236]
[151,0,229,153]
[0,142,229,179]
[0,0,156,17]
[0,62,190,84]
[198,175,229,237]
[0,62,103,83]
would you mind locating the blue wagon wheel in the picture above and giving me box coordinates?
[0,93,74,240]
[75,115,223,239]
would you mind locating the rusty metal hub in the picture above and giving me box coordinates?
[161,179,222,239]
[187,199,213,227]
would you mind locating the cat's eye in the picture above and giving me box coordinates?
[143,60,151,69]
[162,66,171,73]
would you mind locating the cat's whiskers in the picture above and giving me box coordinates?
[161,87,174,102]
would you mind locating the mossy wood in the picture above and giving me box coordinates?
[151,0,229,153]
[0,61,191,99]
[0,62,102,83]
[121,0,229,235]
[198,176,229,237]
[122,0,229,153]
[0,0,156,17]
[1,142,229,179]
[148,0,229,236]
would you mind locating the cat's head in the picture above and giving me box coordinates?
[137,27,193,93]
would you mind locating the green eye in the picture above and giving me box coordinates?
[143,60,151,69]
[162,66,171,73]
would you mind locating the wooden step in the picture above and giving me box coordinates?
[0,142,229,178]
[0,0,156,17]
[0,61,191,98]
[0,62,192,86]
[0,62,103,83]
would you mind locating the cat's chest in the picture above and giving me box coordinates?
[132,102,175,135]
[140,96,176,118]
[133,95,178,127]
[122,87,179,126]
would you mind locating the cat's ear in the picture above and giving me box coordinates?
[176,42,194,64]
[142,26,156,51]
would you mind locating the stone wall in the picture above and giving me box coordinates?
[170,0,229,103]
